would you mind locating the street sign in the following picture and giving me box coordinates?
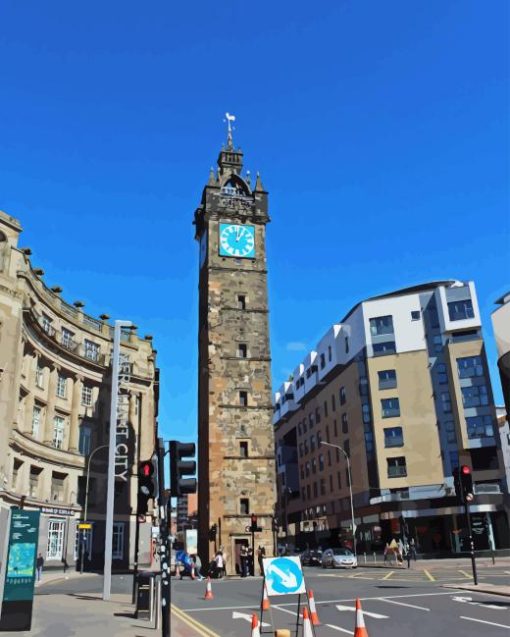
[262,556,305,596]
[78,523,92,530]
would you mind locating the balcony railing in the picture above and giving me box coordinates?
[387,465,407,478]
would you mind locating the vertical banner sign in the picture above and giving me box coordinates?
[115,353,131,481]
[0,509,40,632]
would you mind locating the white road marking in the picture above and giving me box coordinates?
[377,598,430,611]
[460,616,510,630]
[336,604,388,619]
[326,624,352,634]
[232,611,270,626]
[271,605,301,617]
[452,595,505,610]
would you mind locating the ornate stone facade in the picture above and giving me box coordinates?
[0,209,158,570]
[195,135,276,573]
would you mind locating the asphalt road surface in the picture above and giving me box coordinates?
[170,565,510,636]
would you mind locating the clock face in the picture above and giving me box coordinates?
[219,224,255,259]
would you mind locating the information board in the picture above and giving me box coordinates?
[0,509,40,631]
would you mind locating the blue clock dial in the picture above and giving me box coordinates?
[219,224,255,258]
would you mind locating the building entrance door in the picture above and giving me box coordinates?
[233,538,249,576]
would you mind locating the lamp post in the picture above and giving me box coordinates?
[80,444,108,575]
[320,441,356,556]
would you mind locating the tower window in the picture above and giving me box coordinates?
[240,391,248,406]
[238,343,247,358]
[238,295,246,310]
[239,441,248,457]
[240,498,249,515]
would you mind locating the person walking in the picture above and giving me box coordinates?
[257,545,266,576]
[409,538,417,561]
[36,553,44,583]
[193,554,204,580]
[240,545,248,577]
[214,550,224,578]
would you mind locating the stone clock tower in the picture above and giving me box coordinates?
[194,123,276,573]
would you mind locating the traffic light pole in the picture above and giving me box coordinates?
[157,438,171,637]
[464,500,478,585]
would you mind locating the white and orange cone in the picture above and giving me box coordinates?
[302,607,313,637]
[262,584,270,611]
[251,613,261,637]
[354,598,369,637]
[204,576,214,600]
[308,589,320,625]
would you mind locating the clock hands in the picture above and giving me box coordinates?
[235,226,244,242]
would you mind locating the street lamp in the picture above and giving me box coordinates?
[80,444,108,574]
[320,441,356,556]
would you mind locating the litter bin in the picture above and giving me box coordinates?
[135,570,156,620]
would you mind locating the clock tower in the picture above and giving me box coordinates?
[194,122,276,572]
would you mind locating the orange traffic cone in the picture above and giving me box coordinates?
[308,589,320,625]
[354,598,369,637]
[262,584,270,611]
[302,607,313,637]
[204,576,214,600]
[251,613,261,637]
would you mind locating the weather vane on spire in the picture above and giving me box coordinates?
[224,112,236,148]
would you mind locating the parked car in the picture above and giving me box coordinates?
[321,548,357,569]
[300,549,323,566]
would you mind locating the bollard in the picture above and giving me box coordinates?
[373,551,376,562]
[492,550,496,566]
[363,552,367,564]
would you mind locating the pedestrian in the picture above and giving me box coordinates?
[240,545,248,577]
[62,555,69,575]
[257,545,266,576]
[193,554,204,580]
[247,547,254,576]
[397,539,404,566]
[383,542,390,563]
[36,553,44,583]
[214,550,224,578]
[409,538,417,561]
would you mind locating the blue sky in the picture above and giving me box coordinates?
[0,1,508,443]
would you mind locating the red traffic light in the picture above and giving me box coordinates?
[140,461,154,477]
[461,465,471,475]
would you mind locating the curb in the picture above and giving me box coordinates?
[443,584,510,598]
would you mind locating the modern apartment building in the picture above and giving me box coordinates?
[273,280,509,554]
[0,209,159,570]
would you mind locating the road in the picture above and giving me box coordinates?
[170,564,510,636]
[35,564,510,635]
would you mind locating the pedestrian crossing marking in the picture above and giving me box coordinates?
[423,569,435,581]
[382,571,394,580]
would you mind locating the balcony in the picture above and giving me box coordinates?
[387,465,407,478]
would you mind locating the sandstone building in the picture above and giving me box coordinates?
[273,281,509,554]
[194,129,276,573]
[0,209,158,570]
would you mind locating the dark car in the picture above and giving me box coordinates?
[300,549,322,566]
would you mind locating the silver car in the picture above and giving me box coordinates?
[321,548,358,569]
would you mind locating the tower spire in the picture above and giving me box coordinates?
[224,112,236,149]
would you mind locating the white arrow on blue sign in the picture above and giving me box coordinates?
[262,556,306,596]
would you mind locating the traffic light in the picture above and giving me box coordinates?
[272,517,280,532]
[250,514,258,533]
[460,465,474,503]
[209,524,217,541]
[137,457,158,515]
[169,440,197,497]
[453,465,474,504]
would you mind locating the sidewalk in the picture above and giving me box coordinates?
[358,556,510,569]
[442,582,510,598]
[1,590,209,637]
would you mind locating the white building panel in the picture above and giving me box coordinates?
[303,351,318,392]
[293,362,305,403]
[363,293,426,356]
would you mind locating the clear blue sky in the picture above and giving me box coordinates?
[0,1,508,444]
